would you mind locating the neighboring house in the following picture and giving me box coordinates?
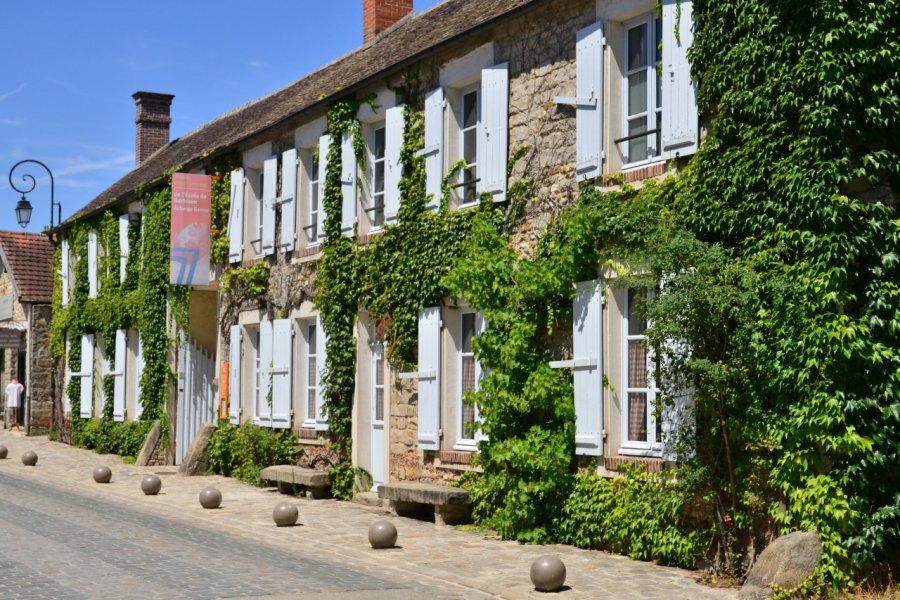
[0,231,54,433]
[54,0,698,475]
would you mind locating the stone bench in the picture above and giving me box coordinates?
[260,466,331,499]
[377,482,472,525]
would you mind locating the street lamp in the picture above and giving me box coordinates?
[8,159,60,230]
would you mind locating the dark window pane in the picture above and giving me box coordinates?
[628,340,648,387]
[462,313,476,353]
[308,325,317,354]
[464,129,477,164]
[374,127,386,159]
[627,290,647,336]
[375,162,385,194]
[628,392,648,441]
[628,24,647,70]
[628,117,648,162]
[463,91,478,129]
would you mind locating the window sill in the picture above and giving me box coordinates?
[453,440,479,453]
[617,443,662,458]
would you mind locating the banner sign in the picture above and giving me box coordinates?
[170,173,212,286]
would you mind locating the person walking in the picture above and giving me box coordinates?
[5,377,23,431]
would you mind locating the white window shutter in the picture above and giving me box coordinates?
[315,313,329,431]
[340,133,357,237]
[61,240,69,307]
[576,22,605,181]
[228,168,245,263]
[572,281,603,455]
[88,229,98,298]
[80,334,94,418]
[474,312,487,443]
[417,307,441,451]
[258,319,273,424]
[118,214,130,283]
[661,0,698,156]
[134,331,145,420]
[384,105,405,223]
[229,325,241,425]
[261,156,278,256]
[279,148,298,252]
[423,88,444,209]
[64,336,71,414]
[317,135,330,241]
[480,63,509,202]
[271,319,293,429]
[113,329,126,422]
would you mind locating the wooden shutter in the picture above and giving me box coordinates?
[271,319,293,429]
[228,168,245,263]
[480,63,509,202]
[573,281,603,455]
[279,148,298,252]
[88,229,98,298]
[258,319,273,424]
[314,314,329,431]
[113,329,126,422]
[229,325,241,425]
[61,239,69,307]
[576,22,604,181]
[79,334,94,418]
[661,0,698,156]
[317,135,330,241]
[384,105,405,223]
[261,156,278,256]
[134,331,145,420]
[422,88,444,209]
[340,133,357,237]
[118,214,130,283]
[417,307,441,451]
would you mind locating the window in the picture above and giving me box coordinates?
[373,339,385,423]
[251,328,263,420]
[369,125,387,228]
[305,321,318,427]
[457,311,481,449]
[623,15,662,164]
[254,170,265,254]
[458,86,480,205]
[308,153,320,243]
[622,289,660,454]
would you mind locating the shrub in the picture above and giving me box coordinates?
[206,420,297,486]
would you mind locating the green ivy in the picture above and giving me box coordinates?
[207,419,298,486]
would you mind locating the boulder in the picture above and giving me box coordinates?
[738,531,821,600]
[135,421,162,467]
[178,423,217,476]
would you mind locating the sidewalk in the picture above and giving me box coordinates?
[0,431,737,600]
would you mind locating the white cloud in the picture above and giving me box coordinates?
[55,154,134,177]
[247,59,268,69]
[0,84,27,102]
[0,118,22,126]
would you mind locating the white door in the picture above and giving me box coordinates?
[175,338,216,465]
[371,342,386,489]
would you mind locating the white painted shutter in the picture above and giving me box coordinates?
[279,148,298,252]
[474,312,487,443]
[61,240,69,307]
[422,88,444,209]
[384,105,405,223]
[417,307,441,451]
[113,329,126,422]
[134,331,145,420]
[228,168,245,263]
[314,313,328,431]
[79,334,94,418]
[317,135,330,241]
[480,63,509,202]
[340,133,357,237]
[576,22,604,181]
[88,229,98,298]
[229,325,241,425]
[64,336,71,414]
[258,319,273,424]
[271,319,293,429]
[572,281,603,455]
[261,156,277,256]
[118,214,130,283]
[661,0,698,156]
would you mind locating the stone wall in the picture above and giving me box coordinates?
[28,304,53,433]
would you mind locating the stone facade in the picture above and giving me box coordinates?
[28,305,53,433]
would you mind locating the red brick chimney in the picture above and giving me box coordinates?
[132,91,175,166]
[364,0,413,43]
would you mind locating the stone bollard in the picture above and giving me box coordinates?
[272,502,298,527]
[530,555,566,592]
[21,450,38,466]
[199,487,222,509]
[0,445,7,459]
[93,466,112,483]
[141,474,162,495]
[368,520,398,549]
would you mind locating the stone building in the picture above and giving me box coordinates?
[55,0,698,477]
[0,231,54,433]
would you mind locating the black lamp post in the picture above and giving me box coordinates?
[8,159,60,230]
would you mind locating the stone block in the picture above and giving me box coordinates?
[135,420,161,467]
[738,531,822,600]
[260,465,331,499]
[177,422,217,476]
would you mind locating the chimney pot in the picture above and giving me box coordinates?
[363,0,413,44]
[133,91,175,166]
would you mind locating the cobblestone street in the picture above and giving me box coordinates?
[0,432,737,599]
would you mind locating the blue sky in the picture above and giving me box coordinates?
[0,0,442,233]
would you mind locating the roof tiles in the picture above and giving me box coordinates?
[0,231,54,304]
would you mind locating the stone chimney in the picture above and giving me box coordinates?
[132,91,175,166]
[363,0,413,44]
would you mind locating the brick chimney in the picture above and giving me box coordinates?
[364,0,413,43]
[132,91,174,166]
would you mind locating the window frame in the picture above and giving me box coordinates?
[302,319,319,429]
[247,326,263,423]
[619,288,662,457]
[454,309,481,451]
[620,13,663,168]
[367,121,387,231]
[304,150,320,246]
[456,83,481,208]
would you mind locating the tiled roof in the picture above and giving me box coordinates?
[62,0,542,227]
[0,231,54,304]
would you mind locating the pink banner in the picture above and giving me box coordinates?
[170,173,212,286]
